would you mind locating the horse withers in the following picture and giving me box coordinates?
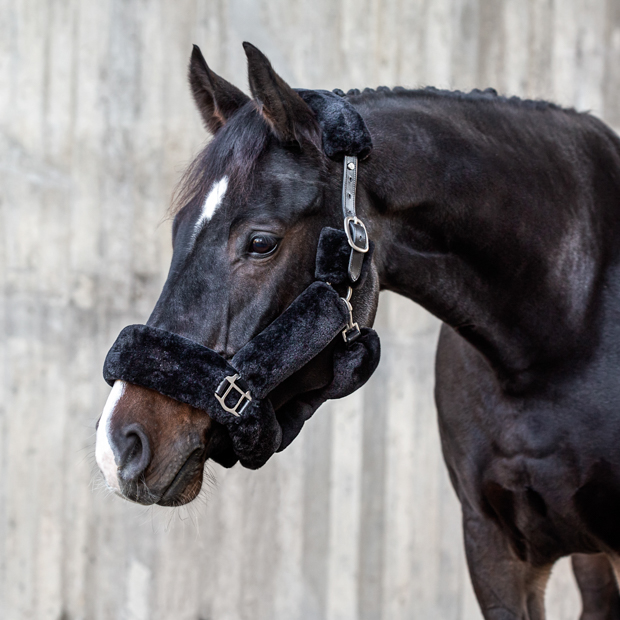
[96,42,620,619]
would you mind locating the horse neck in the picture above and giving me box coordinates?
[356,92,620,389]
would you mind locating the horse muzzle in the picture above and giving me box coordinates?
[96,380,217,505]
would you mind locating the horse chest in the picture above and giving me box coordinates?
[436,322,620,556]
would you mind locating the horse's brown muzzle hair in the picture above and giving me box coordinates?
[98,383,216,506]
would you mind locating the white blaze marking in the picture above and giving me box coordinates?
[95,380,126,492]
[191,176,228,248]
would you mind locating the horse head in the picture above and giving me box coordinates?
[95,43,380,506]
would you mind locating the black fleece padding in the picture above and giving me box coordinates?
[296,89,373,160]
[227,399,282,469]
[231,282,349,398]
[104,325,234,410]
[321,328,381,400]
[275,392,326,452]
[103,325,282,469]
[104,282,352,469]
[314,227,374,287]
[275,327,381,451]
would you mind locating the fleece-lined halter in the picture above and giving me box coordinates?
[103,90,381,469]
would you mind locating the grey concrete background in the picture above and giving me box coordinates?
[1,1,618,618]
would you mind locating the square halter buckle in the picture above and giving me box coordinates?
[215,374,252,417]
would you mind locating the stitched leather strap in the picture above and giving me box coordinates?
[342,155,358,221]
[341,155,369,284]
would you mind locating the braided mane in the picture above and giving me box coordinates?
[338,84,574,114]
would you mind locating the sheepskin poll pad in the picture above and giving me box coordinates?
[103,228,381,469]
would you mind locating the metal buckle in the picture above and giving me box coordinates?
[344,216,369,253]
[343,323,361,344]
[341,287,361,344]
[214,374,252,417]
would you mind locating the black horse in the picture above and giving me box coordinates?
[96,42,620,619]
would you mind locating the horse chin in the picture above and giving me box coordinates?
[118,446,208,506]
[156,448,207,506]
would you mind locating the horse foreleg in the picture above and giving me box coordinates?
[463,510,552,620]
[572,553,620,620]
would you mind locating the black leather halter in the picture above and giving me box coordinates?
[103,89,381,469]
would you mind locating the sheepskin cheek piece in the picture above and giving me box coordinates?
[103,227,381,470]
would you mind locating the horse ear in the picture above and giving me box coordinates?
[243,42,320,146]
[189,45,250,134]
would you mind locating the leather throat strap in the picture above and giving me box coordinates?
[341,155,369,284]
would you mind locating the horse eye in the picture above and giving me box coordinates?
[249,234,279,256]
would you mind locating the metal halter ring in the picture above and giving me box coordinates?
[215,374,252,417]
[344,216,369,254]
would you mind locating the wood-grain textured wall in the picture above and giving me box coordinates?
[1,1,618,618]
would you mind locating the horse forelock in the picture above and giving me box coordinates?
[171,97,332,227]
[171,102,273,219]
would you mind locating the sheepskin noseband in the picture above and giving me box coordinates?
[104,100,380,469]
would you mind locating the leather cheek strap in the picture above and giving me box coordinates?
[231,282,350,398]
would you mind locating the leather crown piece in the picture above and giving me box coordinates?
[104,228,381,470]
[296,88,373,285]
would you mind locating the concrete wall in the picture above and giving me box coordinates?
[1,1,618,618]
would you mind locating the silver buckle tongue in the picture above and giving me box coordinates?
[341,287,361,344]
[215,374,252,417]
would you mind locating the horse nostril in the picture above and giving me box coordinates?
[116,423,152,483]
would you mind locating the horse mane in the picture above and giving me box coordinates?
[339,84,576,114]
